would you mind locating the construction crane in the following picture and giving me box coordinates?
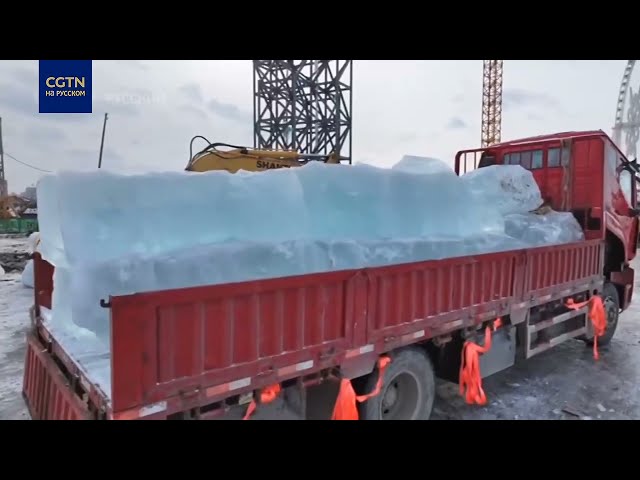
[253,60,353,164]
[481,60,504,147]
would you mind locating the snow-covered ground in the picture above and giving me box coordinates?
[0,265,33,419]
[0,235,31,273]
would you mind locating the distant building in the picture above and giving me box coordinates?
[23,186,36,201]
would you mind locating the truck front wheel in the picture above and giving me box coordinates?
[586,282,620,347]
[358,348,435,420]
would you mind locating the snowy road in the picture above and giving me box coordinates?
[0,236,638,420]
[432,261,640,420]
[0,272,33,420]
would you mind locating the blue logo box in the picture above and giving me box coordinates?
[39,60,92,114]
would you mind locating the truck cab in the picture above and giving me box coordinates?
[455,130,638,309]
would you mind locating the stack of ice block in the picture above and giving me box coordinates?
[36,156,584,393]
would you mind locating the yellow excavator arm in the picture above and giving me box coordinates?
[185,138,342,173]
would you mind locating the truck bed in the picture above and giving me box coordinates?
[23,239,604,420]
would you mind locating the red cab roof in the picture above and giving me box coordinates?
[489,130,610,148]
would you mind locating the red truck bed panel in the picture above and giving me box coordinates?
[23,332,90,420]
[25,240,605,418]
[366,251,522,343]
[106,239,604,416]
[524,241,604,295]
[110,269,363,413]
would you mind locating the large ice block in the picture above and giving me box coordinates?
[36,174,67,267]
[36,160,506,266]
[461,164,543,215]
[504,211,585,246]
[392,155,456,176]
[65,234,531,341]
[35,156,587,396]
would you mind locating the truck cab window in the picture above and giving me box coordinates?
[548,148,561,167]
[531,150,543,169]
[478,151,496,168]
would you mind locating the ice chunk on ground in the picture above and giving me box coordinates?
[21,260,33,288]
[461,165,543,215]
[392,155,456,176]
[22,232,40,288]
[26,232,40,254]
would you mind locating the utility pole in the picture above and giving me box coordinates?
[0,117,7,197]
[98,113,108,169]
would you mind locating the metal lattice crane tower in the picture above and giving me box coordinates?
[481,60,504,147]
[253,60,353,163]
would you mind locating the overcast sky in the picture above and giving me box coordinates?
[0,60,628,193]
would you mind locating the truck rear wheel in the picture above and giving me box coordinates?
[358,348,435,420]
[586,282,620,347]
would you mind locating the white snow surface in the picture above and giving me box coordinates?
[0,271,35,419]
[21,261,33,288]
[21,232,40,288]
[35,157,585,398]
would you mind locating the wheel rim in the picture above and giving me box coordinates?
[603,295,619,332]
[379,371,422,420]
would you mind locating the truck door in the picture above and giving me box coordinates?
[616,166,639,260]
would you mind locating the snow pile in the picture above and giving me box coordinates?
[21,262,33,288]
[21,232,40,288]
[35,157,584,396]
[27,232,41,254]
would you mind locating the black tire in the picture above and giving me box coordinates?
[585,282,620,347]
[358,348,435,420]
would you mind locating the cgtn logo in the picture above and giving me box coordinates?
[45,76,86,95]
[39,60,92,113]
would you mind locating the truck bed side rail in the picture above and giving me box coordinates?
[109,269,365,415]
[365,250,523,346]
[522,240,604,305]
[23,331,91,420]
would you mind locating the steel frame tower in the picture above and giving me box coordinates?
[253,60,353,163]
[481,60,504,147]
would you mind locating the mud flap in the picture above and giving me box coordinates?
[478,326,516,378]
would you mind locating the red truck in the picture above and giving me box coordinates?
[22,129,637,420]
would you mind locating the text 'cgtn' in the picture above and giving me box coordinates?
[45,76,86,88]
